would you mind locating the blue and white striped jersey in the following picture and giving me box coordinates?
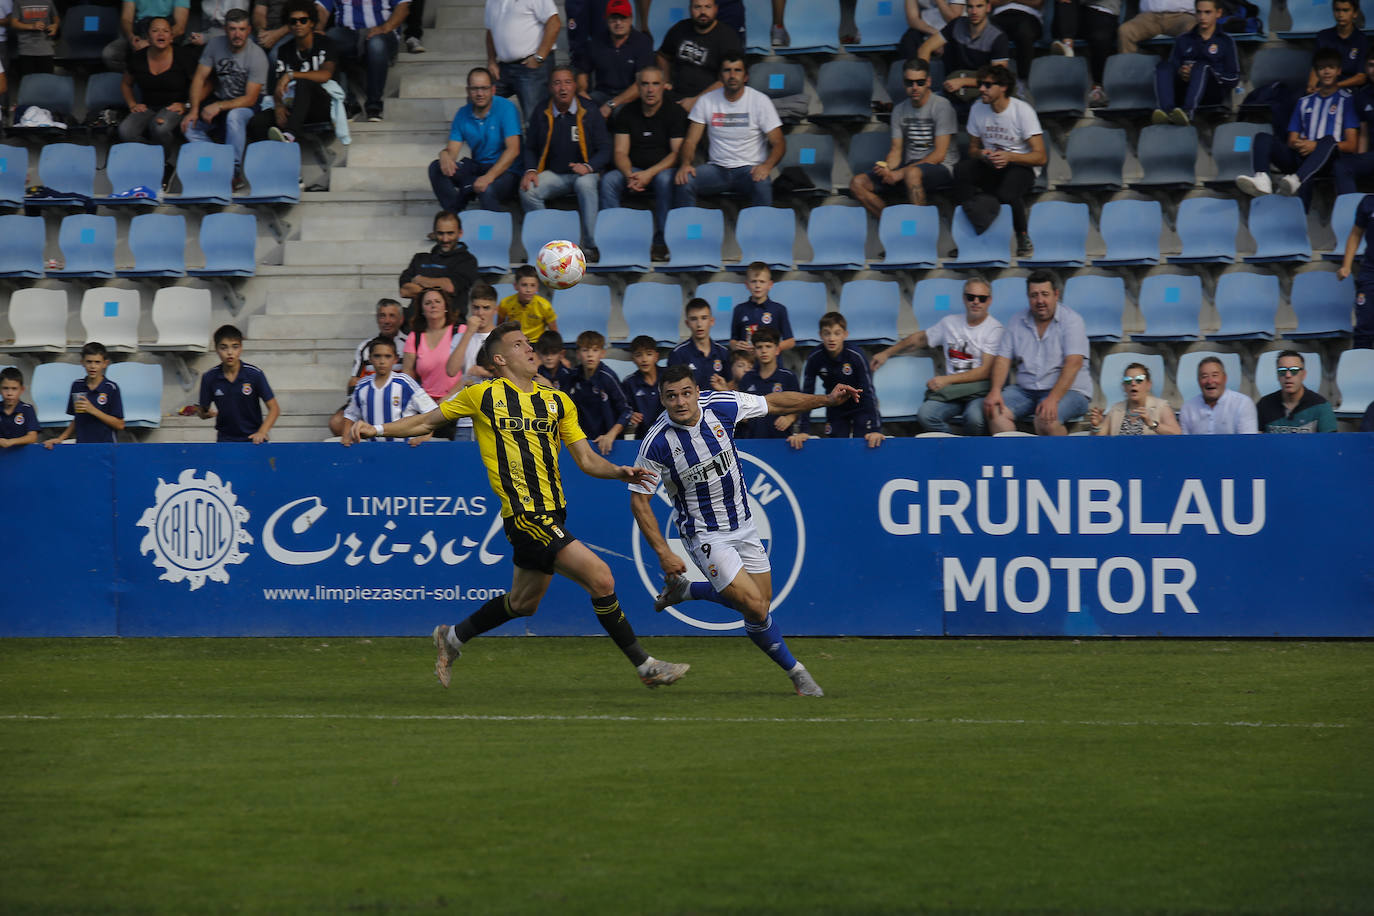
[343,372,437,441]
[630,390,769,537]
[1289,89,1359,142]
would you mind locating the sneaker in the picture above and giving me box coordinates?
[432,624,460,688]
[651,243,670,262]
[583,244,600,264]
[789,665,824,697]
[638,658,690,688]
[771,24,790,46]
[1151,108,1170,126]
[405,35,425,53]
[1051,39,1073,57]
[267,126,293,143]
[1089,85,1108,108]
[232,173,247,191]
[947,245,958,260]
[654,574,691,611]
[1016,231,1034,257]
[1168,107,1189,126]
[1236,172,1271,197]
[1277,173,1301,197]
[366,108,383,122]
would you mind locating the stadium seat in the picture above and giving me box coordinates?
[1245,195,1311,263]
[106,361,163,428]
[553,283,613,341]
[1287,270,1354,339]
[1099,351,1165,403]
[169,142,234,205]
[645,1,683,43]
[1206,123,1273,188]
[1133,125,1198,189]
[1175,350,1242,403]
[144,287,213,353]
[1256,349,1322,397]
[1229,0,1270,41]
[911,278,966,333]
[1021,200,1088,267]
[1169,196,1239,264]
[600,357,636,381]
[1063,274,1126,342]
[989,276,1027,324]
[31,362,87,426]
[0,288,69,354]
[1094,198,1162,266]
[58,5,120,65]
[0,144,30,207]
[776,0,840,54]
[749,60,806,122]
[1240,47,1311,110]
[1334,348,1374,417]
[1102,54,1159,114]
[1323,192,1366,262]
[101,143,163,207]
[873,356,936,420]
[12,73,76,134]
[49,214,116,278]
[520,208,580,262]
[0,214,46,279]
[83,72,127,122]
[798,205,867,271]
[661,207,724,272]
[948,204,1012,268]
[811,60,874,125]
[1207,272,1278,341]
[731,206,796,272]
[589,208,652,273]
[30,142,97,207]
[845,131,891,190]
[1135,273,1203,341]
[616,282,681,346]
[695,281,747,319]
[1028,55,1090,116]
[462,209,512,273]
[78,287,140,353]
[777,132,835,197]
[874,205,939,270]
[849,0,904,51]
[118,213,187,278]
[1058,125,1126,190]
[236,141,302,204]
[188,212,257,276]
[1277,0,1332,38]
[772,280,829,345]
[838,279,899,345]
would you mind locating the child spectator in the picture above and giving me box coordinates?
[568,329,631,454]
[535,329,577,389]
[45,343,125,447]
[195,325,281,443]
[720,349,752,390]
[668,297,731,390]
[800,312,884,447]
[342,336,436,446]
[730,262,795,356]
[499,265,559,344]
[0,366,39,448]
[8,0,59,83]
[620,335,664,436]
[443,283,500,441]
[328,298,407,438]
[735,326,802,442]
[1150,0,1238,128]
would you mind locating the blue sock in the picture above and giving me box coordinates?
[744,613,798,672]
[689,581,730,605]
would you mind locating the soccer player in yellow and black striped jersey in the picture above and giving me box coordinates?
[344,320,690,690]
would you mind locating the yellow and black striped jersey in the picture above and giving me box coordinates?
[439,377,586,517]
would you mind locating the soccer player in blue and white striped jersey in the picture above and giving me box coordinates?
[341,337,437,444]
[628,364,860,696]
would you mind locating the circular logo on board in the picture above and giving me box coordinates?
[136,469,252,590]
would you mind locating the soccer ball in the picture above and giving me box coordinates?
[535,240,586,290]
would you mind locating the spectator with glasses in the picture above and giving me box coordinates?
[1256,351,1338,433]
[1088,362,1180,436]
[429,66,523,212]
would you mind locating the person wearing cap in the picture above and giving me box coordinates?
[577,0,655,122]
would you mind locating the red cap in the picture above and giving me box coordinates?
[605,0,632,18]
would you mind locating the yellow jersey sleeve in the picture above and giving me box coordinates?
[438,383,483,422]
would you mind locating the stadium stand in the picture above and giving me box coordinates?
[462,210,513,274]
[0,216,47,279]
[79,287,141,352]
[618,282,684,346]
[1208,272,1279,341]
[31,362,86,426]
[50,214,117,279]
[589,208,653,273]
[873,356,936,421]
[106,361,164,427]
[1135,273,1204,342]
[1334,349,1374,417]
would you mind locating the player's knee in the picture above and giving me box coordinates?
[734,590,769,622]
[584,566,616,598]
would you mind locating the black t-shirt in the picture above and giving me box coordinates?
[614,98,688,170]
[657,19,742,100]
[273,32,338,79]
[127,45,200,110]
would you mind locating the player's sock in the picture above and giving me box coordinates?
[592,593,650,666]
[744,613,799,671]
[453,594,517,643]
[688,581,730,605]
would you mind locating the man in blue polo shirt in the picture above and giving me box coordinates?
[196,324,281,443]
[428,66,522,212]
[44,343,125,447]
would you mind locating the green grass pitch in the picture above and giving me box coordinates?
[2,637,1371,914]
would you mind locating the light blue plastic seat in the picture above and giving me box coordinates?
[838,279,900,345]
[101,143,163,207]
[776,0,840,54]
[799,205,867,271]
[31,142,96,207]
[1323,193,1367,262]
[873,356,936,420]
[106,361,163,427]
[1287,271,1354,339]
[551,283,612,341]
[1334,348,1374,416]
[948,204,1012,268]
[1169,196,1239,264]
[169,142,234,205]
[990,276,1028,325]
[589,207,652,273]
[1021,200,1089,267]
[1207,272,1278,341]
[236,141,302,204]
[777,133,835,197]
[1103,54,1159,113]
[1206,123,1273,188]
[1277,0,1333,37]
[188,212,257,276]
[1094,199,1162,266]
[1028,55,1090,116]
[462,209,512,273]
[1245,195,1311,263]
[0,214,46,278]
[810,60,874,124]
[520,208,581,262]
[118,213,187,278]
[0,144,30,207]
[1063,275,1126,342]
[1134,273,1203,341]
[875,205,939,270]
[662,207,724,272]
[771,280,829,345]
[32,362,87,426]
[911,278,966,333]
[1059,125,1126,190]
[0,288,69,353]
[694,281,748,321]
[617,282,682,346]
[731,206,796,272]
[49,214,116,278]
[850,0,904,52]
[1133,125,1198,189]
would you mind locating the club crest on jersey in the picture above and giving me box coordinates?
[1207,43,1216,54]
[708,563,718,578]
[761,312,773,324]
[14,413,25,425]
[391,393,402,409]
[241,383,252,396]
[1359,293,1367,306]
[772,382,783,393]
[712,359,723,372]
[97,392,109,405]
[842,362,853,376]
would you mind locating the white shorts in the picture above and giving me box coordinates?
[682,517,770,590]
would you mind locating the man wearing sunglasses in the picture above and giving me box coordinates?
[1256,351,1338,433]
[850,57,957,219]
[1178,355,1257,435]
[246,0,336,145]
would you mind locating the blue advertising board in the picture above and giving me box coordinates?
[2,437,1371,637]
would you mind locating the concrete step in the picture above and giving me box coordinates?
[398,73,468,99]
[299,213,434,242]
[284,237,431,266]
[343,139,447,169]
[361,96,463,123]
[328,166,433,193]
[269,388,351,416]
[248,312,377,340]
[432,6,484,29]
[262,287,406,313]
[404,28,486,55]
[240,362,342,389]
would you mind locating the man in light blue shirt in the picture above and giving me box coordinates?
[428,66,522,212]
[1178,355,1258,434]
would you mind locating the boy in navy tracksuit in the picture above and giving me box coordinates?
[800,312,883,447]
[667,297,731,391]
[195,324,280,443]
[569,329,631,454]
[1152,0,1238,126]
[44,342,125,447]
[1337,193,1374,348]
[620,335,663,437]
[535,330,577,390]
[0,367,40,448]
[735,326,801,441]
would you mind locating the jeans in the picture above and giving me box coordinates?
[520,170,601,245]
[599,168,675,243]
[183,107,255,169]
[1154,61,1233,115]
[918,396,988,435]
[327,26,398,112]
[118,106,184,148]
[999,385,1090,424]
[429,157,519,211]
[495,56,552,121]
[673,163,772,207]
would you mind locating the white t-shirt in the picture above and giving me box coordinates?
[0,0,11,42]
[449,328,491,429]
[689,86,782,169]
[926,314,1004,374]
[967,96,1043,174]
[917,0,959,31]
[484,0,558,62]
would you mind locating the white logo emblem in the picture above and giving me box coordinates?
[136,469,252,590]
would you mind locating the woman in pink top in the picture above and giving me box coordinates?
[403,289,465,400]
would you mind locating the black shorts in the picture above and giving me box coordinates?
[503,509,575,574]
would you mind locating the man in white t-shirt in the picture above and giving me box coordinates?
[484,0,560,119]
[952,63,1045,256]
[442,283,498,441]
[673,53,785,207]
[870,276,1003,435]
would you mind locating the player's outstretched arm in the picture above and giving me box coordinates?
[567,438,658,486]
[764,383,861,414]
[630,491,687,577]
[343,407,447,445]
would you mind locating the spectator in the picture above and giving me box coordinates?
[897,0,966,63]
[498,265,559,343]
[403,288,465,405]
[656,0,742,112]
[1151,0,1238,127]
[1237,49,1358,207]
[246,0,336,145]
[621,334,664,435]
[918,0,1009,105]
[190,0,251,46]
[990,0,1043,84]
[485,0,559,119]
[729,261,795,355]
[982,270,1091,436]
[1334,48,1374,196]
[7,0,59,82]
[600,64,685,262]
[799,312,883,447]
[327,297,407,437]
[520,66,611,261]
[104,0,190,72]
[535,329,577,388]
[251,0,288,53]
[119,17,199,150]
[327,0,410,121]
[577,0,655,117]
[428,66,522,213]
[637,0,747,44]
[442,283,499,440]
[398,210,480,322]
[1049,0,1120,107]
[0,367,39,448]
[1336,191,1374,348]
[193,325,280,443]
[1312,0,1368,93]
[720,348,752,390]
[1088,362,1181,435]
[668,297,731,390]
[1257,351,1338,433]
[849,56,958,218]
[1118,0,1194,55]
[952,63,1045,256]
[44,343,125,447]
[182,9,269,181]
[341,336,437,444]
[1178,355,1257,434]
[402,0,424,53]
[569,329,632,453]
[674,54,784,207]
[735,325,801,441]
[870,276,1003,436]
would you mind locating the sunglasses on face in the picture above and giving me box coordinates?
[287,15,311,22]
[964,293,989,302]
[1276,366,1303,376]
[904,78,928,87]
[979,81,1000,89]
[1122,375,1148,385]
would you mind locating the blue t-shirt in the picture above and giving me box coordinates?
[667,339,731,391]
[448,95,522,167]
[199,363,275,442]
[568,363,632,438]
[736,366,798,439]
[1316,26,1370,80]
[731,297,794,345]
[67,378,123,443]
[620,368,663,434]
[0,400,39,440]
[802,345,881,430]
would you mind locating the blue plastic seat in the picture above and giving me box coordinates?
[1277,0,1333,38]
[59,5,120,63]
[84,71,127,116]
[798,205,867,271]
[875,205,939,270]
[661,207,724,272]
[777,133,835,196]
[731,206,796,272]
[188,212,257,276]
[13,73,76,130]
[236,141,302,204]
[0,214,46,278]
[119,213,187,278]
[1256,349,1322,397]
[1324,192,1366,262]
[1028,55,1090,116]
[0,288,69,354]
[462,209,512,273]
[106,362,164,428]
[1175,351,1242,404]
[50,214,116,278]
[646,2,685,44]
[749,60,806,121]
[1169,196,1239,264]
[1102,54,1159,113]
[1288,270,1354,339]
[1245,195,1311,263]
[911,278,966,333]
[694,281,748,320]
[948,204,1012,268]
[552,283,613,340]
[838,279,900,345]
[79,286,141,352]
[1099,351,1165,404]
[589,207,652,273]
[1135,273,1202,341]
[1206,123,1273,188]
[1058,125,1126,190]
[1134,125,1198,188]
[990,276,1027,324]
[616,282,681,346]
[520,209,579,263]
[771,280,829,345]
[1021,200,1088,267]
[170,142,234,205]
[1207,272,1278,340]
[811,60,874,124]
[776,0,840,54]
[1063,275,1126,342]
[1334,348,1374,417]
[101,143,163,206]
[846,131,892,190]
[873,356,936,420]
[850,0,904,51]
[30,143,97,207]
[1241,48,1311,109]
[32,362,87,426]
[0,144,28,207]
[1094,198,1162,266]
[743,0,772,53]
